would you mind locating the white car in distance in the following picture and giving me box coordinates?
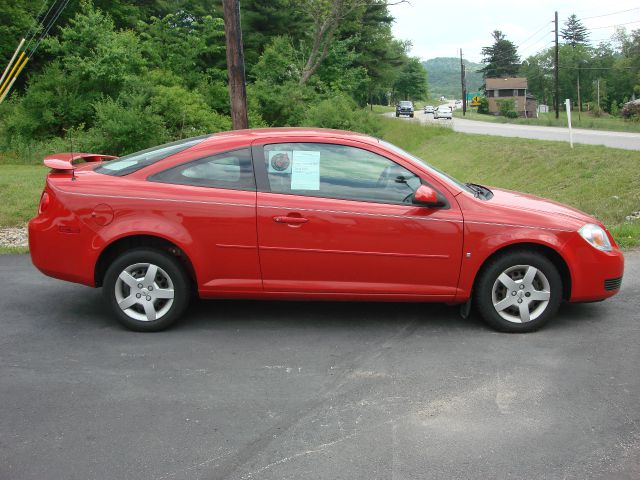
[434,105,452,120]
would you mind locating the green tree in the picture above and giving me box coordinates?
[561,14,589,47]
[394,57,428,100]
[481,30,520,79]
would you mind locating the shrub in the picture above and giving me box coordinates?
[89,98,167,155]
[621,100,640,121]
[610,100,619,116]
[301,94,382,136]
[477,97,489,114]
[496,98,517,118]
[251,79,318,126]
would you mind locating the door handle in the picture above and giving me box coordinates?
[273,215,309,225]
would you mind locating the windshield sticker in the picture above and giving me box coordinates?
[268,150,292,174]
[290,150,320,190]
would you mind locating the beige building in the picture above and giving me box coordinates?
[486,77,537,117]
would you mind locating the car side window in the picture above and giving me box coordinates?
[264,143,422,204]
[148,148,255,191]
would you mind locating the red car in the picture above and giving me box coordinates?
[29,128,624,332]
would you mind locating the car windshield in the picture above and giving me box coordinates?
[399,101,412,107]
[379,140,475,195]
[95,135,210,176]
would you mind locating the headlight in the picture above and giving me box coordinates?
[578,223,612,252]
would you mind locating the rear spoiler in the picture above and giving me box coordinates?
[43,152,118,171]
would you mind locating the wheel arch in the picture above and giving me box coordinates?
[94,234,197,289]
[473,242,572,301]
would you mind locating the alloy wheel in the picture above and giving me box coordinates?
[491,264,551,324]
[114,263,175,322]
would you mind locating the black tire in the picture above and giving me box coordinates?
[474,250,562,333]
[410,113,414,118]
[395,113,399,117]
[103,248,191,332]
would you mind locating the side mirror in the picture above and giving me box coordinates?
[412,184,445,207]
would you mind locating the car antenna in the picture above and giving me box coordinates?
[68,127,76,181]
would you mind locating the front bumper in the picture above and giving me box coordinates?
[562,234,625,302]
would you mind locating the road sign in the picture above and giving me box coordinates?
[466,91,483,107]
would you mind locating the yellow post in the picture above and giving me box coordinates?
[0,55,29,104]
[0,38,25,89]
[0,51,26,98]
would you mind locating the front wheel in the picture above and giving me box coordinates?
[103,248,191,331]
[474,251,562,333]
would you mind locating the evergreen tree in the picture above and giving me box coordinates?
[561,14,590,47]
[480,30,520,79]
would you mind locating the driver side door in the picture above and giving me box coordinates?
[255,140,463,298]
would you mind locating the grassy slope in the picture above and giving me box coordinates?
[0,120,638,249]
[379,118,640,248]
[0,165,47,226]
[454,109,640,133]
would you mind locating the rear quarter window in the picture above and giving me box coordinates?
[95,135,209,176]
[148,148,255,191]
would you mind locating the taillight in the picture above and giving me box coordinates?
[38,192,50,214]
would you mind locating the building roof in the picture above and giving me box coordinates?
[486,77,528,89]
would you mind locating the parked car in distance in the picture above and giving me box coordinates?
[30,128,624,333]
[424,105,435,114]
[434,105,453,119]
[396,101,414,118]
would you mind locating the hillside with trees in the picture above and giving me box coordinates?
[422,57,483,98]
[0,0,428,159]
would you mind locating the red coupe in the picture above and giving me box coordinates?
[29,128,624,332]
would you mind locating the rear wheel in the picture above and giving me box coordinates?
[103,248,190,331]
[475,251,562,333]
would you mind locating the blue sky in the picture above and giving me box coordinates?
[388,0,640,63]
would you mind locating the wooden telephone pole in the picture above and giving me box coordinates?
[460,49,466,116]
[222,0,249,130]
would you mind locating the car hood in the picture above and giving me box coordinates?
[488,187,598,227]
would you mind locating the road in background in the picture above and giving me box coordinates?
[389,110,640,150]
[1,253,639,479]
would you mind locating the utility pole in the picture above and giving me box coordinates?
[554,11,559,119]
[577,65,581,121]
[597,78,600,109]
[222,0,249,130]
[460,49,467,116]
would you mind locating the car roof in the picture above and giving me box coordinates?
[197,127,380,148]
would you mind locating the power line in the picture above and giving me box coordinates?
[24,0,60,53]
[518,21,553,49]
[584,20,640,31]
[582,7,640,20]
[23,0,51,49]
[28,0,72,57]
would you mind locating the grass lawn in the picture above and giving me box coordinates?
[380,118,640,248]
[1,121,638,250]
[453,109,640,133]
[0,165,47,226]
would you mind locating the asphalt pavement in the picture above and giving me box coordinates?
[1,253,639,480]
[389,110,640,150]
